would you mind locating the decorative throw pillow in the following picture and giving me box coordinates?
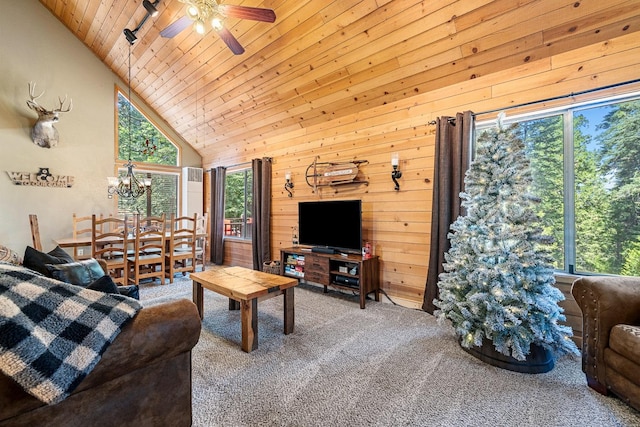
[117,285,140,300]
[86,274,120,294]
[0,245,22,265]
[46,258,105,286]
[23,245,75,276]
[48,245,75,263]
[86,277,139,299]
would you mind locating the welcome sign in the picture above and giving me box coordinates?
[6,167,74,188]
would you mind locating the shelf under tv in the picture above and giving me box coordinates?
[280,247,380,309]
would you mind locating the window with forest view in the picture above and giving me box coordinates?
[476,95,640,276]
[116,90,180,217]
[224,169,253,240]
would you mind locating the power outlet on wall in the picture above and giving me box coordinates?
[77,249,84,256]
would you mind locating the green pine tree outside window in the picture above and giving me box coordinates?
[116,91,180,217]
[476,97,640,276]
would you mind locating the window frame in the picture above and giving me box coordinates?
[114,85,183,217]
[223,167,253,241]
[475,90,640,276]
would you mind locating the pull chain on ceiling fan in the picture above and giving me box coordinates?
[160,0,276,55]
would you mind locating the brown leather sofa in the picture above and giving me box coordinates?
[0,298,202,427]
[572,275,640,412]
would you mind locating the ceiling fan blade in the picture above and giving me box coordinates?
[218,5,276,23]
[160,16,192,38]
[215,27,245,55]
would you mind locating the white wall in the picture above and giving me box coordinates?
[0,0,201,255]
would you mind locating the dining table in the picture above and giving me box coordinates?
[54,231,207,249]
[54,232,207,283]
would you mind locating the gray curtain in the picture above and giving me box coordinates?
[210,166,226,265]
[251,158,272,270]
[423,111,474,314]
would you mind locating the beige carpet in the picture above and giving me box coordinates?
[139,275,640,427]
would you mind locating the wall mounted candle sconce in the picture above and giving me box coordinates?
[391,153,402,191]
[285,171,294,197]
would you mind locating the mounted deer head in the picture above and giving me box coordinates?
[26,82,72,148]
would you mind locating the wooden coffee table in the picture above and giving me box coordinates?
[190,266,298,352]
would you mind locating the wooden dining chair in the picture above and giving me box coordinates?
[195,212,208,272]
[28,214,42,251]
[72,213,100,260]
[91,214,129,285]
[127,214,166,285]
[165,213,198,283]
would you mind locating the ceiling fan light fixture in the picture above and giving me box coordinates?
[211,16,224,31]
[186,5,200,20]
[194,19,206,34]
[160,1,276,54]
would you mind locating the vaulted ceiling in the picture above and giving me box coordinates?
[39,0,640,157]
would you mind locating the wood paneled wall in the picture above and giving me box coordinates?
[213,30,640,317]
[40,0,640,159]
[223,238,253,269]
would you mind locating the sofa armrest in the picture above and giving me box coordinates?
[0,298,201,421]
[571,276,640,389]
[77,298,201,392]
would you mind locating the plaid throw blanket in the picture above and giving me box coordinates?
[0,262,141,404]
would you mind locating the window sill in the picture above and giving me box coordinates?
[223,236,251,243]
[554,273,581,285]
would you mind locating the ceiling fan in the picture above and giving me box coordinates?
[160,0,276,55]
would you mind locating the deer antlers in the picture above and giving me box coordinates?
[27,81,45,104]
[27,82,73,113]
[26,82,73,148]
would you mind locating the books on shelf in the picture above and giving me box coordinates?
[284,254,305,277]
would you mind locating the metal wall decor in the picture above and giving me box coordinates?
[305,157,369,193]
[6,167,74,188]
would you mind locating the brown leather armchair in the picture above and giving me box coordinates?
[572,276,640,412]
[0,298,201,427]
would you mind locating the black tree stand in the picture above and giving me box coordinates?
[461,338,554,374]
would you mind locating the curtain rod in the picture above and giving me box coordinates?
[427,78,640,125]
[206,161,248,172]
[427,117,456,125]
[206,157,273,172]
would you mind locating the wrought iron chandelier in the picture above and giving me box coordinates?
[107,36,153,200]
[107,161,151,200]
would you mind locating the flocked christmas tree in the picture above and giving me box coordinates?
[434,118,579,361]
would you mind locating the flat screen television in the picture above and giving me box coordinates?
[298,200,362,254]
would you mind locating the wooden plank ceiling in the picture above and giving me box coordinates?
[39,0,640,157]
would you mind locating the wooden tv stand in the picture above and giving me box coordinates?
[280,247,380,309]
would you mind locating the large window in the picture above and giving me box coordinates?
[115,170,179,217]
[224,169,253,240]
[476,94,640,276]
[116,89,180,216]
